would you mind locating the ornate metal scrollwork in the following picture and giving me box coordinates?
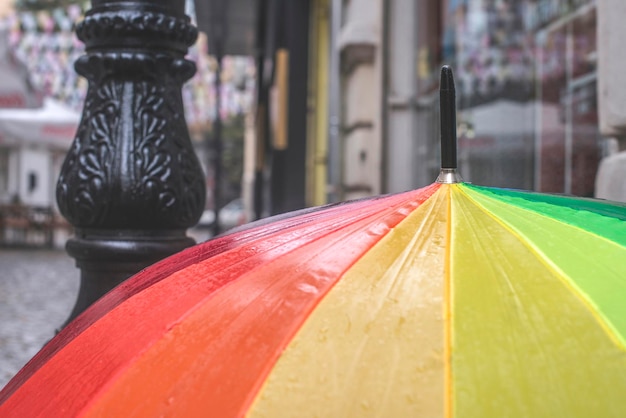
[57,52,204,229]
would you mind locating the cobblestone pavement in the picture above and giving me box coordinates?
[0,249,79,389]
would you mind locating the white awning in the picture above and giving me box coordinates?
[0,98,79,149]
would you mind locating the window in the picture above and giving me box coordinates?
[426,0,600,196]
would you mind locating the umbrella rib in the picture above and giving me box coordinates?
[443,185,453,418]
[453,189,547,362]
[231,196,436,415]
[464,184,626,222]
[463,184,626,249]
[365,191,443,316]
[244,186,448,417]
[95,193,433,417]
[447,187,626,416]
[456,185,626,351]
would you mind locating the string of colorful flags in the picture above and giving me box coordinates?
[1,4,254,126]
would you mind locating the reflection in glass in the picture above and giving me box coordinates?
[432,0,599,196]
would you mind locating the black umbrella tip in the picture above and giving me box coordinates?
[437,65,463,183]
[440,65,455,91]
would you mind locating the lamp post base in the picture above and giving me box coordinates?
[63,231,194,325]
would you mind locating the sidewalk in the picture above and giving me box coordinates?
[0,249,79,389]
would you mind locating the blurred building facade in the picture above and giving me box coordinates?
[1,0,620,235]
[251,0,615,218]
[0,3,92,213]
[0,1,256,230]
[334,0,604,200]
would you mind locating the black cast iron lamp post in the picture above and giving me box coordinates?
[56,0,206,325]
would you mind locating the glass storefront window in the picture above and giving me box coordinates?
[434,0,600,196]
[536,3,598,196]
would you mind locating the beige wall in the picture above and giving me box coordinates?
[338,0,382,200]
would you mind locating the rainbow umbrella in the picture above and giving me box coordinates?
[2,67,626,417]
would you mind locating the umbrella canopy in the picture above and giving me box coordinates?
[2,68,626,417]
